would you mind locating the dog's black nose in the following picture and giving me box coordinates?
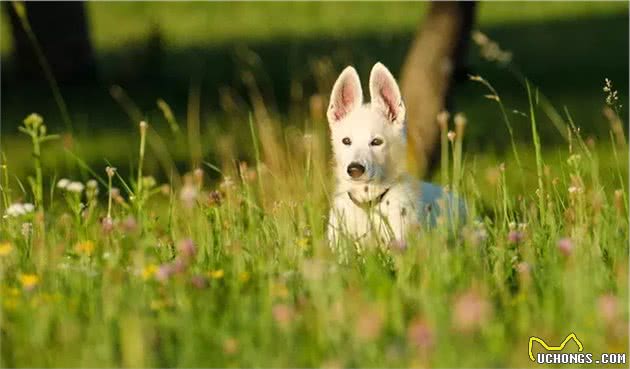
[347,162,365,178]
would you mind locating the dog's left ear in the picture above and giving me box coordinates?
[369,62,405,125]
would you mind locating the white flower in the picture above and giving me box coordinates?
[6,204,25,217]
[57,178,70,189]
[66,181,85,193]
[5,203,34,217]
[86,179,98,189]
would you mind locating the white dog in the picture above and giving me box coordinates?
[326,62,461,248]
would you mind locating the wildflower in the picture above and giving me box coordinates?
[19,273,39,291]
[0,242,13,257]
[223,338,239,355]
[75,240,95,256]
[142,176,156,189]
[101,217,114,233]
[57,178,70,189]
[568,186,583,195]
[121,216,138,233]
[447,130,456,142]
[355,307,383,341]
[24,113,43,129]
[209,269,224,279]
[180,177,199,208]
[66,181,85,193]
[437,110,450,130]
[208,190,222,206]
[239,271,251,283]
[155,263,176,282]
[105,166,116,178]
[142,264,157,280]
[557,237,574,257]
[454,113,467,130]
[272,303,295,327]
[597,294,618,324]
[296,237,309,249]
[452,289,492,333]
[515,261,531,276]
[86,179,98,190]
[407,318,434,350]
[508,230,524,244]
[190,275,207,289]
[21,223,32,237]
[178,239,197,259]
[5,203,34,217]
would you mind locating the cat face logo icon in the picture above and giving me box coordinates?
[529,333,584,362]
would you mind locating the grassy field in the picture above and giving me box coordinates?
[1,2,629,367]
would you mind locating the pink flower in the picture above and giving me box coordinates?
[190,275,207,289]
[155,263,176,282]
[178,239,197,259]
[272,303,295,327]
[516,261,531,276]
[557,237,573,257]
[597,294,618,324]
[355,308,383,341]
[407,319,434,350]
[101,217,114,233]
[508,230,524,244]
[121,216,138,234]
[452,289,492,333]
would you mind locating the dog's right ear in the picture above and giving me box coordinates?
[327,66,363,124]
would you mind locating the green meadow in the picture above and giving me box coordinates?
[0,2,628,367]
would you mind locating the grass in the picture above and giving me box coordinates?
[0,3,628,367]
[1,2,626,54]
[1,54,628,367]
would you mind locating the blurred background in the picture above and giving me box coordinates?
[1,1,628,184]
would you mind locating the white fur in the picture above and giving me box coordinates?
[326,62,436,246]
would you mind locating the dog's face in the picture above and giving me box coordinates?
[327,63,407,188]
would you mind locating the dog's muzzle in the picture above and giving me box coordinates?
[346,162,366,179]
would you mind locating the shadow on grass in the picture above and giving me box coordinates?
[1,11,627,179]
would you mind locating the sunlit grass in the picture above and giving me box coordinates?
[1,70,628,367]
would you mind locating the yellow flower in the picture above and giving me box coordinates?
[209,269,224,279]
[75,240,95,256]
[296,238,309,249]
[19,273,39,290]
[239,271,250,283]
[142,264,157,280]
[0,242,13,257]
[271,282,289,299]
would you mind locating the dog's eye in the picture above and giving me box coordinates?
[342,137,352,145]
[370,138,384,146]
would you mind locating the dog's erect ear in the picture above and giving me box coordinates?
[369,62,405,125]
[327,66,363,124]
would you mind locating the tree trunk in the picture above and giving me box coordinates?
[400,2,476,178]
[5,1,96,84]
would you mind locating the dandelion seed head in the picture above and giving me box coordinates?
[66,181,85,193]
[57,178,70,189]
